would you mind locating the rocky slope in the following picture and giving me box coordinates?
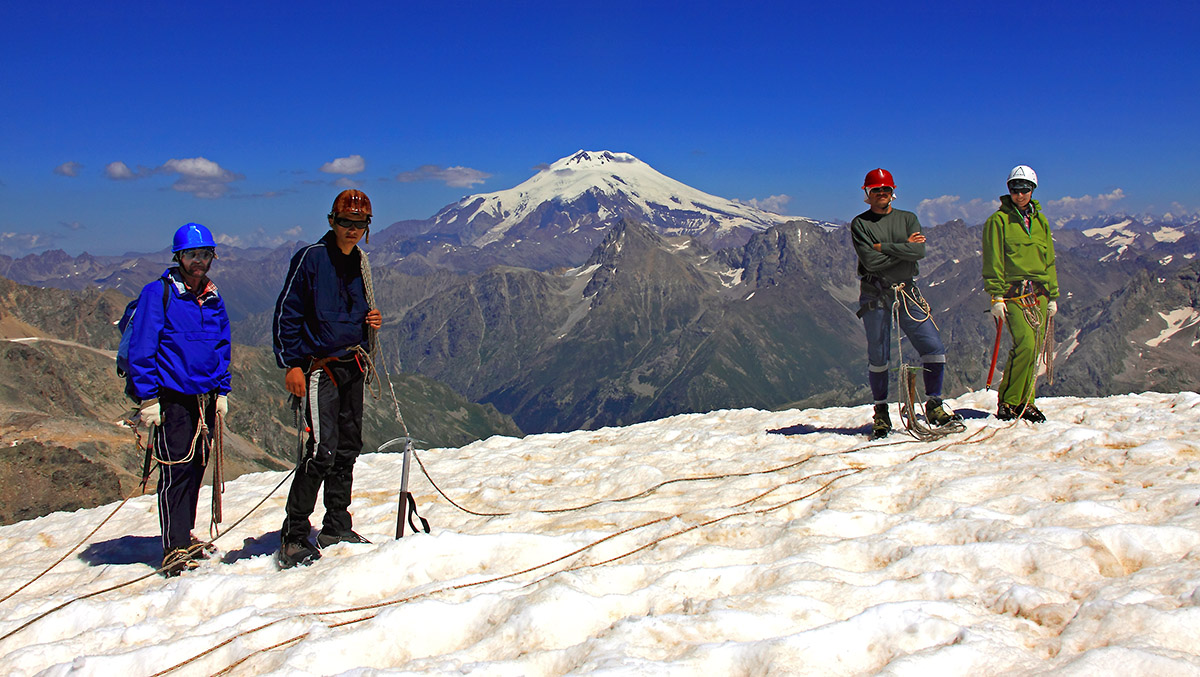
[0,275,520,524]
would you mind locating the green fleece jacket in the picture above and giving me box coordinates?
[850,208,925,285]
[982,195,1059,299]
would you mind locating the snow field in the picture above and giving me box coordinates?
[0,391,1199,675]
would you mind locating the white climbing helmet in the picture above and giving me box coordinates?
[1007,165,1038,188]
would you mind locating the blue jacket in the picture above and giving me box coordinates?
[273,231,370,369]
[127,269,232,399]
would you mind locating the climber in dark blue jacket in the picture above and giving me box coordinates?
[272,189,382,569]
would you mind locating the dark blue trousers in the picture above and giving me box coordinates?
[859,286,947,403]
[155,390,215,555]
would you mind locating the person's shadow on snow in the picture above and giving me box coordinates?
[220,531,282,564]
[79,532,283,567]
[768,408,990,436]
[79,535,160,567]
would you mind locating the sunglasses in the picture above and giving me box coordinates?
[869,187,894,195]
[180,248,215,261]
[334,217,370,231]
[1008,183,1034,194]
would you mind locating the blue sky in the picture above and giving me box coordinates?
[2,1,1197,256]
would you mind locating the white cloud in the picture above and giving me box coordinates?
[0,231,58,256]
[103,157,242,197]
[916,195,1000,226]
[213,225,307,249]
[59,221,84,231]
[320,155,366,175]
[736,194,792,214]
[54,162,83,177]
[1045,189,1126,217]
[160,157,243,198]
[396,164,492,188]
[105,161,138,180]
[333,177,361,189]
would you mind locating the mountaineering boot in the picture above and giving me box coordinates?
[189,533,217,561]
[276,539,322,569]
[1020,404,1046,423]
[162,548,200,577]
[871,403,891,440]
[996,402,1018,421]
[316,528,372,549]
[925,398,963,427]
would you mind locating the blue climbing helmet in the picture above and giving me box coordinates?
[172,223,216,252]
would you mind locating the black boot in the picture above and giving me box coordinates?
[1020,404,1046,423]
[276,538,322,569]
[871,403,891,440]
[316,529,371,549]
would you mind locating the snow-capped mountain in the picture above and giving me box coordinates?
[376,150,830,271]
[1051,213,1200,264]
[438,150,797,245]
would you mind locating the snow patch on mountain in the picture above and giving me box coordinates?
[440,151,795,247]
[1146,308,1200,347]
[1152,226,1186,243]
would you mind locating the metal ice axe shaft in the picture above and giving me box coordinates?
[379,436,417,539]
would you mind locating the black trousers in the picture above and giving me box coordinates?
[281,358,364,543]
[156,390,215,554]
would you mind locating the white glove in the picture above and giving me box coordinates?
[990,299,1006,321]
[1047,300,1058,317]
[140,399,161,427]
[216,394,228,417]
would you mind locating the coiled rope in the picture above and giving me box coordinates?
[889,283,964,441]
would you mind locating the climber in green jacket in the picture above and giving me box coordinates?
[981,165,1059,423]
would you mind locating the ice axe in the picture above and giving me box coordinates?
[379,436,430,539]
[985,316,1004,390]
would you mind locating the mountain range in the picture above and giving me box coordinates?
[3,150,1198,477]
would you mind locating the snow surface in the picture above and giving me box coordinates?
[3,391,1200,675]
[445,151,795,247]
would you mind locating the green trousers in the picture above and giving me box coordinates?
[997,295,1049,407]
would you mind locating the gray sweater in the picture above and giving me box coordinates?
[850,208,926,288]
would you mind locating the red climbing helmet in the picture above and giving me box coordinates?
[862,168,896,190]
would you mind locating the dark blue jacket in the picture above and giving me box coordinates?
[127,269,232,399]
[273,231,370,369]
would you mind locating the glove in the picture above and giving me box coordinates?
[140,399,161,427]
[1047,300,1058,317]
[990,299,1006,321]
[215,394,228,417]
[304,448,334,479]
